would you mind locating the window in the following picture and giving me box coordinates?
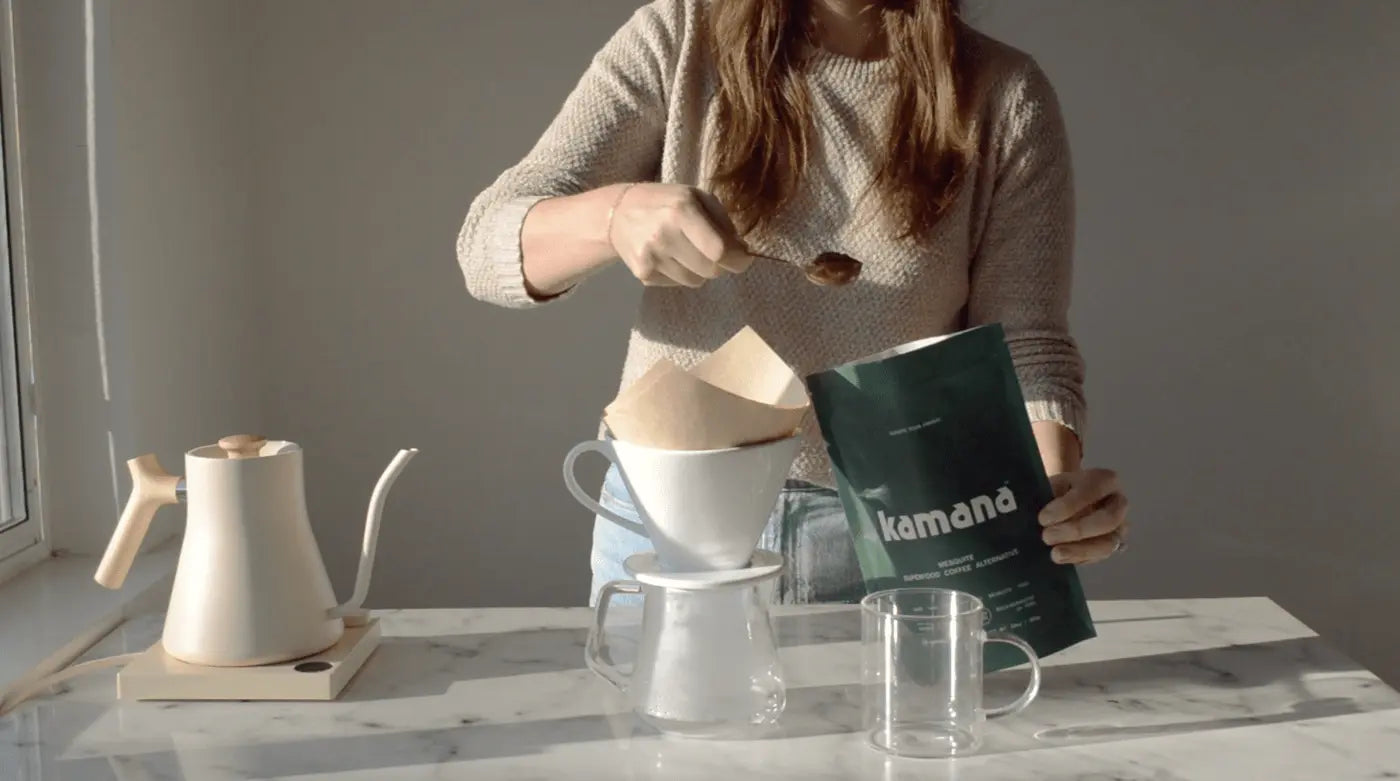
[0,7,40,569]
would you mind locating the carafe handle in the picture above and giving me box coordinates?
[982,630,1042,718]
[95,455,182,589]
[585,579,642,691]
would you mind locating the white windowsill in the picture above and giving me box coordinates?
[0,539,178,699]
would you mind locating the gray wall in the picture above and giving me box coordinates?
[11,0,104,555]
[103,0,262,550]
[968,0,1400,684]
[12,0,261,555]
[94,2,1399,683]
[243,2,643,612]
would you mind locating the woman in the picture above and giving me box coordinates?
[458,0,1129,604]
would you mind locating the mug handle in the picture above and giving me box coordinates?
[983,630,1042,719]
[562,440,647,536]
[585,579,643,691]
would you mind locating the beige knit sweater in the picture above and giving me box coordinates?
[457,0,1086,489]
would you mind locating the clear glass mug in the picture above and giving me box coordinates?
[861,588,1042,758]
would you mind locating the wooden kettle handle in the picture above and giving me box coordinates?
[94,455,181,590]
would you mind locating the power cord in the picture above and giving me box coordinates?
[0,653,139,718]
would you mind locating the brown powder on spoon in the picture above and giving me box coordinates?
[808,252,863,286]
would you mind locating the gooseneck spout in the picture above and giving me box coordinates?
[330,448,419,623]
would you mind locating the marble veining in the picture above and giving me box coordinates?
[1,598,1398,780]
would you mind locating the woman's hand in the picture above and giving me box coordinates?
[1038,468,1129,565]
[608,184,753,288]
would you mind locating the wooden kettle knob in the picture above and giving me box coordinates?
[219,434,267,459]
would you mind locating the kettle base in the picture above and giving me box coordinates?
[115,619,381,701]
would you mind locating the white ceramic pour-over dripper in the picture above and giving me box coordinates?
[563,435,800,572]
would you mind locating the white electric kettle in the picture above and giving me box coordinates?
[94,434,418,667]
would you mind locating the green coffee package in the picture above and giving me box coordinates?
[807,323,1096,670]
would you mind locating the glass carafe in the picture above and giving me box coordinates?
[586,559,786,738]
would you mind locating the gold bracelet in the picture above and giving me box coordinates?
[606,183,638,253]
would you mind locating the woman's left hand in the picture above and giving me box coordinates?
[1038,468,1129,564]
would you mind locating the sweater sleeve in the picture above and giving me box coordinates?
[455,1,679,308]
[967,59,1088,440]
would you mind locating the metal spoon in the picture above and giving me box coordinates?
[752,251,863,287]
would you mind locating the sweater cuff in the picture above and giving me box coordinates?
[1025,395,1087,444]
[487,195,575,308]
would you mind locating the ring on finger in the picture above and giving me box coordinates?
[1111,528,1128,554]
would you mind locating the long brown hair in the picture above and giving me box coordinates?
[707,0,977,241]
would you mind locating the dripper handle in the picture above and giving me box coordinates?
[95,455,182,590]
[586,580,642,691]
[561,441,648,537]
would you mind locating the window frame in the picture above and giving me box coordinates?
[0,0,45,576]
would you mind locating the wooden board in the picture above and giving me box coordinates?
[116,620,381,701]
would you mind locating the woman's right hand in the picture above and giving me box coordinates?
[607,184,753,288]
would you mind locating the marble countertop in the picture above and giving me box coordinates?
[3,597,1399,780]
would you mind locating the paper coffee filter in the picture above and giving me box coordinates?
[689,326,808,407]
[603,327,810,451]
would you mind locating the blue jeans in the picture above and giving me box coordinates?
[588,464,867,606]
